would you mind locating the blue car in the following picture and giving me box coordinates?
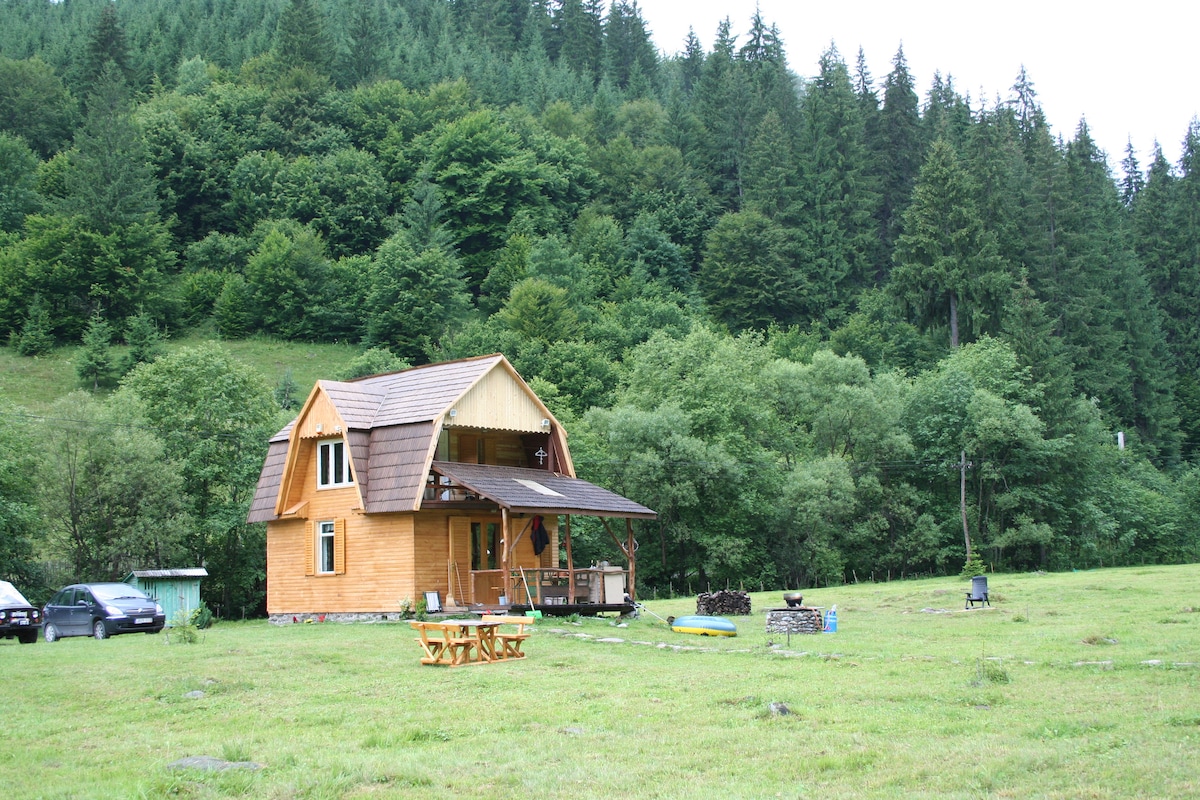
[42,583,165,642]
[0,581,42,644]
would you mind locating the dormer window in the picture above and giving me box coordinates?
[317,438,351,488]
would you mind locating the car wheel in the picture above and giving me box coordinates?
[44,623,60,643]
[18,629,38,644]
[93,620,109,640]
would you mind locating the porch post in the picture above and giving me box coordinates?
[446,519,456,608]
[626,517,636,602]
[501,507,511,603]
[564,515,575,603]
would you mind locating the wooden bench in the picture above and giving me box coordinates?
[411,620,496,666]
[482,615,534,659]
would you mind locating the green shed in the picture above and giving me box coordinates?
[124,569,208,625]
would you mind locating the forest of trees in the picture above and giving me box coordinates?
[2,0,1199,614]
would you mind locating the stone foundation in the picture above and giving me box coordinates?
[765,606,824,635]
[269,612,412,625]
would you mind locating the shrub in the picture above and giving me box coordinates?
[170,610,200,644]
[960,553,987,578]
[191,602,214,629]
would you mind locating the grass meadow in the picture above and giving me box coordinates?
[4,565,1199,799]
[0,335,362,410]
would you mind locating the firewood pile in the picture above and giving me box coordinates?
[696,590,751,616]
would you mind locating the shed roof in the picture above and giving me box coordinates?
[430,462,657,519]
[126,569,209,579]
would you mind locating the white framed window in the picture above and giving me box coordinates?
[306,519,345,577]
[318,521,336,574]
[317,438,351,488]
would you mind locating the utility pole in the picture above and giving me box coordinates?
[959,450,972,561]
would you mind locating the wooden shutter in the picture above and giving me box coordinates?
[304,521,315,576]
[334,518,346,574]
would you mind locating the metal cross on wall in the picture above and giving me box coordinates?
[534,447,548,466]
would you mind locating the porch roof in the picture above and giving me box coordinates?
[429,462,657,520]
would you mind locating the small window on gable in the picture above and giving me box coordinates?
[317,438,351,488]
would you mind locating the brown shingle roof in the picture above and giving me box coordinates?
[245,354,654,523]
[247,439,289,523]
[363,422,435,513]
[336,354,504,428]
[430,462,657,519]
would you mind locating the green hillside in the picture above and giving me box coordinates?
[2,0,1199,615]
[0,336,362,409]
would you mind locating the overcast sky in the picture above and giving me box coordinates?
[635,0,1198,171]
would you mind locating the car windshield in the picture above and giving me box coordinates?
[0,581,30,606]
[90,584,148,601]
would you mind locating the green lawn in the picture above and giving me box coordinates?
[4,565,1198,799]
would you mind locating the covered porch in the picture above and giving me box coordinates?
[426,462,656,616]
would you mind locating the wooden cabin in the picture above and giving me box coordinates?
[247,354,655,622]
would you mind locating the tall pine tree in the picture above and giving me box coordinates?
[890,138,1011,348]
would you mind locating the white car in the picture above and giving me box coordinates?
[0,580,42,644]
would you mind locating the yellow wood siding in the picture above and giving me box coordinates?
[451,369,550,432]
[455,433,479,463]
[447,516,471,604]
[448,430,527,467]
[304,521,315,575]
[269,507,563,613]
[296,391,346,440]
[266,513,416,614]
[496,438,525,466]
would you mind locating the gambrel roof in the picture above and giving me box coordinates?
[247,354,652,523]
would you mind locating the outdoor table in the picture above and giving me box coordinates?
[410,619,501,666]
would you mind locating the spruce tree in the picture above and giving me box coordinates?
[1051,123,1179,458]
[80,2,132,92]
[922,73,972,147]
[550,0,603,76]
[1171,123,1200,370]
[338,0,386,87]
[274,368,302,410]
[961,105,1031,276]
[873,46,923,268]
[1135,146,1192,366]
[679,29,704,95]
[1001,271,1076,433]
[603,1,657,92]
[891,138,1011,348]
[793,46,880,315]
[1119,140,1145,208]
[698,19,752,207]
[77,311,115,390]
[57,63,160,234]
[276,0,333,75]
[120,307,165,375]
[15,294,55,356]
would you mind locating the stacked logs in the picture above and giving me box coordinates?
[696,590,751,616]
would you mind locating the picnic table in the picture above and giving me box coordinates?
[410,619,502,667]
